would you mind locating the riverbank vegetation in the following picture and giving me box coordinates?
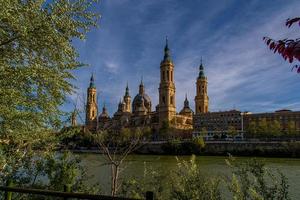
[246,118,299,138]
[121,155,290,200]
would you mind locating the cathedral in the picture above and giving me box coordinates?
[85,38,209,132]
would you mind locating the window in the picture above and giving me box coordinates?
[162,71,165,81]
[170,95,173,105]
[167,70,169,81]
[162,96,166,104]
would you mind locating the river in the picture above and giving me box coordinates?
[79,154,300,199]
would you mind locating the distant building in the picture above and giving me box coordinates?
[193,110,244,136]
[243,109,300,133]
[84,38,193,132]
[193,108,300,137]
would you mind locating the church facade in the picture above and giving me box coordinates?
[85,39,200,132]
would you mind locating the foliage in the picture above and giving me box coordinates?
[246,119,286,138]
[121,155,291,200]
[93,128,146,196]
[0,0,99,191]
[44,151,100,194]
[247,121,258,136]
[0,0,99,144]
[161,139,182,154]
[286,121,297,136]
[122,155,222,200]
[228,126,238,137]
[170,155,222,200]
[199,127,208,137]
[226,157,290,200]
[121,163,168,200]
[257,118,269,136]
[263,17,300,73]
[0,150,100,199]
[192,136,205,149]
[159,120,169,138]
[268,120,281,136]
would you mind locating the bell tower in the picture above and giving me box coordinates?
[159,37,176,126]
[86,74,98,130]
[195,59,209,114]
[123,82,131,113]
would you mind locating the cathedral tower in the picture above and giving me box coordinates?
[123,83,131,113]
[195,60,209,114]
[159,38,176,126]
[86,74,98,129]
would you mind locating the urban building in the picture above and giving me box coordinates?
[243,109,300,133]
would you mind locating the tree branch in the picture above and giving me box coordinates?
[0,35,19,47]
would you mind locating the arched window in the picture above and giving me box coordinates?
[167,70,169,81]
[162,96,166,104]
[162,71,165,81]
[170,95,173,105]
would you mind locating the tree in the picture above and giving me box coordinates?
[93,127,148,196]
[257,118,268,137]
[159,120,170,139]
[0,0,99,142]
[199,127,208,137]
[0,0,99,186]
[247,121,258,137]
[286,121,297,136]
[263,17,300,73]
[227,126,238,137]
[226,157,290,200]
[268,120,282,136]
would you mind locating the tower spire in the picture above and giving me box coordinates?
[139,76,144,94]
[125,81,129,96]
[89,73,95,88]
[184,93,189,108]
[199,58,205,79]
[163,36,172,62]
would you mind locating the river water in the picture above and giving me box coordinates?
[79,154,300,199]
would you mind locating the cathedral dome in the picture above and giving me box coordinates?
[132,80,152,114]
[99,105,110,119]
[179,95,194,116]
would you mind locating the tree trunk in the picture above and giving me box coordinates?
[111,164,120,196]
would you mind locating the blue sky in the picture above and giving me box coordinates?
[67,0,300,122]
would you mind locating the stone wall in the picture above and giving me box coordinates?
[136,141,300,157]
